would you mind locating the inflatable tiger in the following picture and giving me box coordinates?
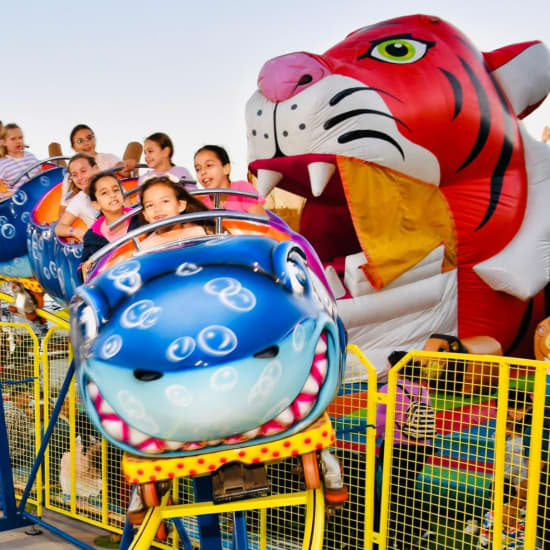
[246,14,550,376]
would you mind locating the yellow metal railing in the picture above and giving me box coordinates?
[2,301,550,549]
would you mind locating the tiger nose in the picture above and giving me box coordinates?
[257,52,329,102]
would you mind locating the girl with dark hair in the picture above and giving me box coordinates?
[60,124,134,214]
[69,124,121,169]
[139,132,193,188]
[80,172,140,280]
[140,174,213,250]
[194,144,266,214]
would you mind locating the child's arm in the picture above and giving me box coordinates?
[116,159,137,178]
[55,211,86,241]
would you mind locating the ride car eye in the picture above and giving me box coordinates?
[273,242,310,295]
[254,345,279,358]
[69,300,99,366]
[80,305,98,342]
[287,254,308,295]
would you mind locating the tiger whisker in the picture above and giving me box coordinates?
[329,86,403,106]
[337,130,405,160]
[324,109,410,131]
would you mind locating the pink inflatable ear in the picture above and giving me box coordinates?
[484,41,550,118]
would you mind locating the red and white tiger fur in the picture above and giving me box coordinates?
[246,14,550,377]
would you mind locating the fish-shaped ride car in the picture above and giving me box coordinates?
[70,210,347,457]
[0,161,65,278]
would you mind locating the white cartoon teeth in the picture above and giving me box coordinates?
[307,162,335,197]
[256,162,336,199]
[87,331,329,454]
[274,407,295,426]
[102,418,126,441]
[302,374,320,394]
[99,400,115,415]
[128,427,150,446]
[315,337,327,355]
[164,440,185,451]
[256,169,283,197]
[88,380,99,400]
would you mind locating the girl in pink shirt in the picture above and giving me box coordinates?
[81,173,139,279]
[194,145,266,214]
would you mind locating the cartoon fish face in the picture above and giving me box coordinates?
[70,234,346,456]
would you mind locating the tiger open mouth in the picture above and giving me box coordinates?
[86,332,329,454]
[250,153,361,267]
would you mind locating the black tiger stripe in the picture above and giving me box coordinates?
[475,71,516,230]
[330,87,403,106]
[440,68,462,120]
[457,58,491,172]
[338,130,405,159]
[505,299,533,355]
[324,109,410,131]
[456,35,485,63]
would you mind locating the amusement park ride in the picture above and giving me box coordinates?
[0,156,351,549]
[1,11,550,550]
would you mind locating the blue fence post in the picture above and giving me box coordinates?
[193,475,222,550]
[0,380,33,531]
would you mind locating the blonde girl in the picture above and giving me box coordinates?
[0,123,40,197]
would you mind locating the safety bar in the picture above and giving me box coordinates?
[10,156,70,188]
[88,209,269,266]
[109,187,259,235]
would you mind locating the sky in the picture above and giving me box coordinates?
[2,0,549,178]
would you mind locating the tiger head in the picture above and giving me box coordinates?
[246,14,550,369]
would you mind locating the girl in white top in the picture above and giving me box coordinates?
[55,154,100,241]
[59,124,134,212]
[139,132,193,188]
[0,123,40,198]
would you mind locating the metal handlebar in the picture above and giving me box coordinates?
[10,156,70,188]
[88,209,269,266]
[122,173,198,199]
[109,187,259,233]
